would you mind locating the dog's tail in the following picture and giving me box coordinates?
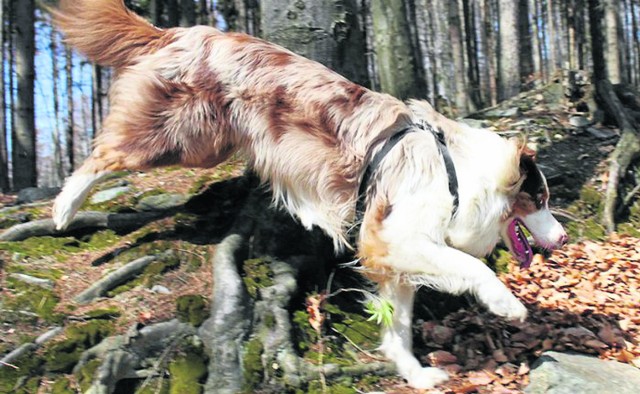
[52,0,166,69]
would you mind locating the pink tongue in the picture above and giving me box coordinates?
[507,219,533,268]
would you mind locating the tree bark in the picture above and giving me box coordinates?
[260,0,368,87]
[179,0,196,27]
[65,46,75,175]
[12,0,36,190]
[51,26,64,186]
[166,0,179,27]
[0,0,8,191]
[604,0,622,83]
[150,0,165,26]
[91,65,103,139]
[449,0,468,115]
[498,0,520,100]
[518,0,533,82]
[370,0,424,98]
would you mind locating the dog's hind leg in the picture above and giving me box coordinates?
[378,281,449,389]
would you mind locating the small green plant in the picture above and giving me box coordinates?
[364,298,394,327]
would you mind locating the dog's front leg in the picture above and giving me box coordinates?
[378,281,449,389]
[386,243,528,321]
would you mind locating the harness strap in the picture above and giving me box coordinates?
[351,122,459,248]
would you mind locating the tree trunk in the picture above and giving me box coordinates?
[12,0,36,190]
[604,0,622,83]
[150,0,165,26]
[166,0,179,27]
[449,0,468,115]
[179,0,196,27]
[51,26,64,186]
[260,0,368,87]
[0,0,8,191]
[197,0,209,25]
[518,0,533,83]
[65,46,75,175]
[546,0,558,73]
[91,65,103,139]
[589,0,607,82]
[369,0,424,99]
[498,0,520,100]
[462,0,480,111]
[529,0,542,80]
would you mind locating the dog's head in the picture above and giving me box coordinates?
[502,146,568,268]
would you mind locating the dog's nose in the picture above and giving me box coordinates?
[559,233,568,246]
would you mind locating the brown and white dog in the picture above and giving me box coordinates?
[51,0,567,388]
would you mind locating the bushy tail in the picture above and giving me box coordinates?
[52,0,166,69]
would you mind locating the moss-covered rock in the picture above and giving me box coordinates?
[4,277,62,323]
[44,320,114,373]
[565,185,607,241]
[76,358,102,392]
[168,352,207,394]
[242,337,265,393]
[85,306,122,320]
[50,377,76,394]
[0,351,44,393]
[241,258,274,299]
[176,295,209,327]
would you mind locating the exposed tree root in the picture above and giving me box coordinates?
[594,80,640,232]
[0,327,63,370]
[74,251,174,304]
[0,211,167,241]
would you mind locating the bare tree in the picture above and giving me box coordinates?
[449,0,468,114]
[370,0,424,99]
[498,0,520,100]
[65,46,74,175]
[0,0,8,191]
[261,0,368,87]
[605,0,622,82]
[180,0,196,26]
[150,0,165,26]
[12,0,37,189]
[51,25,64,185]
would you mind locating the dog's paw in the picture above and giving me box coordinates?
[407,367,449,389]
[52,198,73,231]
[486,292,528,322]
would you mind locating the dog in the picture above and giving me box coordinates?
[51,0,568,389]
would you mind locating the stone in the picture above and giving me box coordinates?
[9,273,54,289]
[484,107,521,118]
[90,186,130,204]
[16,187,61,204]
[587,127,618,140]
[459,118,489,128]
[526,351,640,394]
[135,193,189,211]
[150,285,172,294]
[569,115,591,128]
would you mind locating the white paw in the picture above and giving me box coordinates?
[486,292,528,322]
[407,367,449,389]
[52,197,74,231]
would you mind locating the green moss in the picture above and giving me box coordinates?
[580,186,603,214]
[5,278,62,323]
[242,337,264,393]
[76,358,102,392]
[85,306,122,320]
[176,295,209,327]
[7,265,64,281]
[13,376,40,394]
[241,258,274,299]
[107,250,181,296]
[80,230,121,251]
[0,236,83,261]
[136,379,170,394]
[44,321,114,373]
[51,377,76,394]
[323,303,379,350]
[263,312,276,329]
[307,380,357,394]
[188,174,218,194]
[0,351,44,393]
[168,353,207,394]
[485,248,513,274]
[566,218,606,241]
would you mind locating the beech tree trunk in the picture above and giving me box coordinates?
[0,0,8,191]
[605,0,622,83]
[51,26,64,186]
[449,0,468,114]
[65,46,75,175]
[498,0,520,100]
[12,0,36,189]
[260,0,368,87]
[179,0,196,27]
[370,0,424,98]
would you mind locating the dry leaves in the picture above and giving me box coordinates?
[417,234,640,393]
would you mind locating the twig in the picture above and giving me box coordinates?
[618,183,640,214]
[0,361,18,369]
[329,327,385,361]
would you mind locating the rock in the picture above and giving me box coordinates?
[150,285,172,294]
[90,186,130,204]
[484,107,521,118]
[135,193,189,211]
[569,115,591,128]
[526,351,640,394]
[9,273,54,289]
[586,127,618,140]
[16,187,61,204]
[459,118,489,128]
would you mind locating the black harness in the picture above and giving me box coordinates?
[351,121,459,247]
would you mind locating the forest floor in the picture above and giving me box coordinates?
[1,81,639,393]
